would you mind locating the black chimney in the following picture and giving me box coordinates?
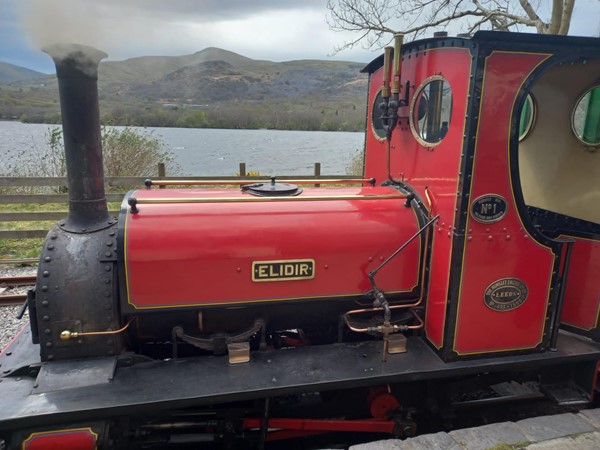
[43,44,110,232]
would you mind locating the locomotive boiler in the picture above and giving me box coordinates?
[0,30,599,449]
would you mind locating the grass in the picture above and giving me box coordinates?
[485,443,529,450]
[0,202,122,260]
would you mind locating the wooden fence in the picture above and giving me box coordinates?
[1,162,354,241]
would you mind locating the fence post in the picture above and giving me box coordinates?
[158,162,166,189]
[314,162,321,188]
[239,163,246,177]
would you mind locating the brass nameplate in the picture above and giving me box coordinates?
[252,259,315,282]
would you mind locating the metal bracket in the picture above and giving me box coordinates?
[386,334,407,354]
[228,342,251,364]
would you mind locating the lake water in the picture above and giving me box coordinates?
[0,122,365,176]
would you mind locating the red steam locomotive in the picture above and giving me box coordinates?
[0,30,599,449]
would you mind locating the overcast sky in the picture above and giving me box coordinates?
[1,0,598,74]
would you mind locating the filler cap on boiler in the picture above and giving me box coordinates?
[242,177,302,197]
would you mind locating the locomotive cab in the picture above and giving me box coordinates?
[363,31,600,361]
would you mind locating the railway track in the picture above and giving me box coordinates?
[0,275,36,306]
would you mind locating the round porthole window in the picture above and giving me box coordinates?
[371,88,387,140]
[410,76,452,146]
[518,94,536,141]
[572,85,600,146]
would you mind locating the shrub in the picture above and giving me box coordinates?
[1,126,178,193]
[100,127,177,177]
[345,149,364,176]
[38,126,176,177]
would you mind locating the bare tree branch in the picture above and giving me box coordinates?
[558,0,576,35]
[547,0,564,34]
[326,0,579,54]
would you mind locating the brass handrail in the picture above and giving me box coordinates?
[144,178,375,187]
[128,193,407,212]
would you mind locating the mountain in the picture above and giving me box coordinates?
[98,47,274,85]
[0,47,369,131]
[96,47,366,102]
[0,61,46,82]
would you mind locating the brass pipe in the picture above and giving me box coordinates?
[131,193,407,205]
[60,318,135,341]
[146,179,375,187]
[391,34,404,95]
[382,46,393,98]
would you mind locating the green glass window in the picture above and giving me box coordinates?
[573,85,600,146]
[519,94,535,141]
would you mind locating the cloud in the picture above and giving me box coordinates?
[13,0,376,65]
[16,0,324,50]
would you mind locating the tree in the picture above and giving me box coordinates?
[327,0,577,52]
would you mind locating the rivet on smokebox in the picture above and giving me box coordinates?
[47,244,54,250]
[42,271,50,277]
[41,285,48,292]
[42,315,50,321]
[109,231,115,236]
[50,234,57,240]
[46,342,53,348]
[104,291,111,298]
[44,257,51,262]
[41,301,49,307]
[104,265,111,271]
[236,268,241,273]
[106,241,113,247]
[105,251,111,257]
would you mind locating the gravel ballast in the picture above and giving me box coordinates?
[0,266,35,351]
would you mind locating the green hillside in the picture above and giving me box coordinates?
[0,48,368,131]
[0,61,47,83]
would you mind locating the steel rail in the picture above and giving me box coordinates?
[0,276,36,287]
[0,276,36,307]
[0,294,27,306]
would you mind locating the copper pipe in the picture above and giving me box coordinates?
[343,211,438,333]
[60,318,135,341]
[424,186,433,212]
[344,307,424,333]
[146,178,375,187]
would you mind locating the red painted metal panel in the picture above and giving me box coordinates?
[123,187,420,308]
[23,428,97,450]
[454,52,554,354]
[243,417,396,435]
[364,48,472,348]
[561,239,600,330]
